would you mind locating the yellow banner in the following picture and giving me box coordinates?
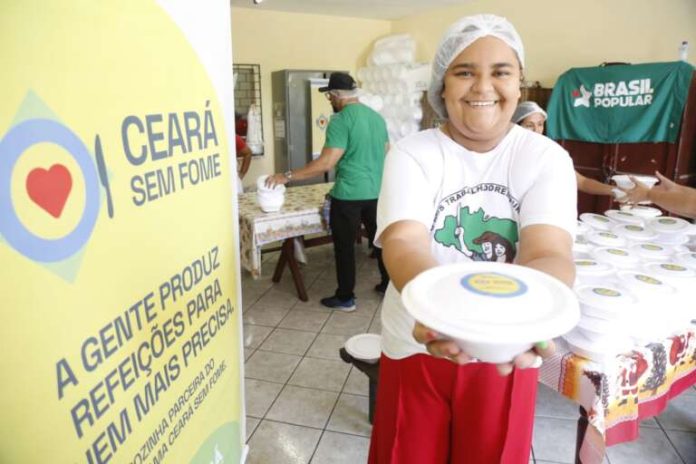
[0,1,244,463]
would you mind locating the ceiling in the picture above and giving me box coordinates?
[230,0,468,20]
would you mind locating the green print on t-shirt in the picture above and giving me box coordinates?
[434,206,518,263]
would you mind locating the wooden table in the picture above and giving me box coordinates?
[540,326,696,463]
[238,183,332,301]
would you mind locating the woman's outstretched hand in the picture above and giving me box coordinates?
[412,321,555,376]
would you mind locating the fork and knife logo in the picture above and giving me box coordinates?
[94,134,114,218]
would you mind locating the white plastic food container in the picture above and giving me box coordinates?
[630,242,673,262]
[672,245,691,255]
[573,236,593,259]
[611,174,659,190]
[615,271,682,343]
[647,216,692,234]
[612,224,658,243]
[674,251,696,270]
[574,259,615,286]
[652,233,690,247]
[642,262,696,293]
[592,247,640,270]
[344,334,381,364]
[401,262,580,363]
[605,209,645,226]
[586,230,628,248]
[576,314,625,342]
[577,220,591,238]
[575,285,637,321]
[255,175,286,212]
[563,328,634,363]
[579,213,614,231]
[624,205,662,219]
[642,262,696,319]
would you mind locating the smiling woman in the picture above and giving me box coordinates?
[440,37,522,151]
[369,14,578,464]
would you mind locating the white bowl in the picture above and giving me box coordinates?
[577,220,591,237]
[256,174,287,193]
[624,205,662,219]
[647,216,692,234]
[612,174,659,190]
[576,315,625,339]
[642,262,696,292]
[255,175,286,212]
[614,270,686,340]
[592,247,640,269]
[401,262,580,364]
[574,235,593,254]
[451,339,534,364]
[612,224,658,243]
[257,190,285,212]
[605,209,645,226]
[579,213,614,231]
[575,284,637,321]
[652,233,689,247]
[344,334,381,364]
[563,328,633,363]
[574,258,616,286]
[586,230,628,248]
[674,251,696,270]
[630,242,673,262]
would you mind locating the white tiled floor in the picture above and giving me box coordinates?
[241,242,696,464]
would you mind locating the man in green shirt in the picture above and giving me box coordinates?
[266,72,389,311]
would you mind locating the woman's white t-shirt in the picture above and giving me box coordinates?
[375,125,577,359]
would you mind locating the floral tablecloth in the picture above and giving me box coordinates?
[238,183,332,278]
[540,325,696,463]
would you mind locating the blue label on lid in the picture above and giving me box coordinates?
[460,272,528,298]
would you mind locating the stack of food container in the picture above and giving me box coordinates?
[625,205,662,219]
[643,262,696,320]
[612,223,658,243]
[605,209,645,226]
[564,285,636,363]
[566,208,696,362]
[614,270,683,344]
[574,258,615,287]
[647,216,692,247]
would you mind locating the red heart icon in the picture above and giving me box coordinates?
[26,164,73,218]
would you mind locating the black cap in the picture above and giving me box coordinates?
[318,72,356,92]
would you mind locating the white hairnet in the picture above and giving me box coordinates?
[512,101,547,123]
[427,14,525,119]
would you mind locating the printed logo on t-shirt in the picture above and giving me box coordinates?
[432,183,519,263]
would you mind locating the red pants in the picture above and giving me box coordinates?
[368,354,538,464]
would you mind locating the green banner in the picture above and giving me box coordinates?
[547,61,694,143]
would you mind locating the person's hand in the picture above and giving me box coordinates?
[496,339,556,376]
[621,171,678,205]
[413,321,475,364]
[621,177,651,204]
[612,188,629,203]
[413,321,555,376]
[650,171,678,193]
[265,173,289,189]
